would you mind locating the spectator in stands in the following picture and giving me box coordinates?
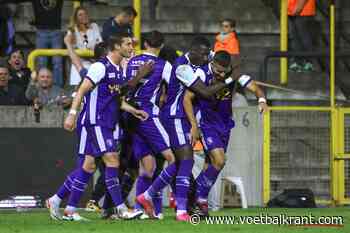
[288,0,316,72]
[67,6,102,86]
[149,0,159,21]
[25,68,71,108]
[21,0,65,87]
[7,49,31,91]
[0,62,28,105]
[214,19,240,56]
[101,6,137,41]
[0,4,15,56]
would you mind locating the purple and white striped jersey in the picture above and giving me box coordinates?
[126,52,172,116]
[78,56,127,130]
[162,53,207,119]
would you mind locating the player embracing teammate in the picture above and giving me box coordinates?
[47,31,267,222]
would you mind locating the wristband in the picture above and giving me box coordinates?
[69,109,77,116]
[225,77,233,85]
[258,97,267,104]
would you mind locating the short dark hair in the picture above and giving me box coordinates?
[121,6,138,17]
[159,45,179,64]
[8,48,24,59]
[94,42,108,59]
[222,18,236,28]
[107,32,131,51]
[190,36,211,50]
[144,30,164,48]
[213,51,231,67]
[0,60,8,69]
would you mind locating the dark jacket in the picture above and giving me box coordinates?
[0,84,29,105]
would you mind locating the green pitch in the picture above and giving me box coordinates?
[0,208,349,233]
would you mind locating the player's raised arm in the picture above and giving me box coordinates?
[183,90,199,146]
[242,76,268,113]
[64,31,84,73]
[64,62,105,131]
[176,65,233,100]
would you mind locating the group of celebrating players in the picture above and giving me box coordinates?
[45,30,268,222]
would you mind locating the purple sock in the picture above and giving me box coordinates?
[56,169,78,199]
[135,174,152,210]
[67,168,93,207]
[121,173,134,201]
[105,167,123,207]
[153,191,163,215]
[146,163,177,197]
[175,159,194,211]
[102,193,113,210]
[195,165,221,201]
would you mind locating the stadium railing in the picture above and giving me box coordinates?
[263,1,350,206]
[27,49,94,72]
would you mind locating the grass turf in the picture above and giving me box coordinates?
[0,208,348,233]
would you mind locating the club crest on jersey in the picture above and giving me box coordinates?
[106,139,114,148]
[108,73,116,78]
[216,87,232,100]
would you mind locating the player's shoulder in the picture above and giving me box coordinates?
[129,54,152,65]
[89,61,106,70]
[173,55,189,67]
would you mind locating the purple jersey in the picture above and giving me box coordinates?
[198,64,252,132]
[78,56,127,130]
[126,52,172,116]
[162,53,207,118]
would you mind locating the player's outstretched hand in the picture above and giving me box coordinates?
[258,102,269,114]
[190,125,200,147]
[138,60,155,77]
[64,114,76,132]
[132,110,149,121]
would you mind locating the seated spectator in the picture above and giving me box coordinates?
[67,6,102,86]
[25,67,71,108]
[0,62,28,105]
[7,49,31,91]
[214,18,240,55]
[102,6,137,41]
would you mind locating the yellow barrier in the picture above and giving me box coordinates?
[263,1,339,206]
[73,1,80,8]
[133,0,142,51]
[27,48,183,71]
[27,49,94,71]
[330,3,335,108]
[280,0,288,84]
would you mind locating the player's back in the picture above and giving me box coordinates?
[79,56,127,130]
[126,53,171,116]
